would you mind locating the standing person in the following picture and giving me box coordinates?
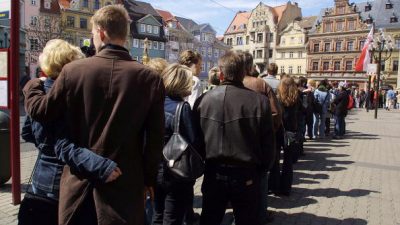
[23,5,165,225]
[260,63,280,93]
[152,64,203,225]
[305,79,316,140]
[19,40,119,225]
[207,67,220,91]
[332,82,349,139]
[241,52,281,224]
[313,79,331,139]
[296,77,308,158]
[270,77,300,196]
[179,50,203,108]
[194,51,275,225]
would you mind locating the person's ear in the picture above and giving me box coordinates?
[100,29,106,41]
[219,70,224,81]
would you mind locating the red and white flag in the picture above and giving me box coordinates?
[355,26,374,72]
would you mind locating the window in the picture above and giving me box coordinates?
[30,16,38,26]
[257,33,263,43]
[30,39,39,51]
[347,41,354,51]
[236,37,243,45]
[281,37,286,45]
[396,38,400,49]
[44,17,50,28]
[207,62,211,71]
[366,16,373,24]
[160,42,164,50]
[345,61,353,70]
[44,1,51,9]
[94,0,100,10]
[66,16,75,28]
[297,66,302,74]
[312,62,319,70]
[323,62,330,70]
[256,50,263,58]
[314,43,320,52]
[147,25,152,33]
[269,49,273,58]
[386,3,393,9]
[246,36,249,45]
[82,0,88,8]
[298,51,303,58]
[336,41,342,51]
[269,33,274,42]
[80,18,87,29]
[288,66,293,74]
[152,41,158,49]
[325,43,331,52]
[336,21,343,31]
[227,38,233,46]
[133,39,139,48]
[393,60,399,71]
[289,52,293,58]
[201,63,205,72]
[348,20,355,30]
[325,23,332,32]
[281,52,285,58]
[365,4,371,11]
[31,0,36,6]
[214,49,219,58]
[390,16,398,23]
[334,61,341,70]
[359,40,365,49]
[381,61,385,71]
[153,26,160,34]
[208,48,212,57]
[140,24,146,33]
[201,47,206,56]
[140,40,144,48]
[148,41,152,50]
[280,66,285,74]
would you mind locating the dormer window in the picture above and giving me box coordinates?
[386,1,393,9]
[391,14,398,23]
[243,24,247,29]
[365,3,372,11]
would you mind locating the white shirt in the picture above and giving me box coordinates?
[186,76,203,108]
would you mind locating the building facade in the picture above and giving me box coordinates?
[224,2,302,72]
[307,0,400,88]
[275,16,316,77]
[124,1,166,62]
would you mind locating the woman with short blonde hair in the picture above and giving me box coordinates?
[39,39,85,78]
[162,63,193,97]
[147,58,169,75]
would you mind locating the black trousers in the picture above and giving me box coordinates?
[18,194,58,225]
[153,168,193,225]
[305,112,314,138]
[268,144,294,194]
[200,165,262,225]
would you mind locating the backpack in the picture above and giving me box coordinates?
[313,92,329,114]
[347,95,354,110]
[163,102,204,181]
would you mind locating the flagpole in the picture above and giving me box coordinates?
[367,23,374,112]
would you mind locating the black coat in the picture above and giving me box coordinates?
[334,90,349,116]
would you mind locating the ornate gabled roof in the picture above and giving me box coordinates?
[225,11,251,35]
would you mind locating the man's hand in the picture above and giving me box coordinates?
[105,167,122,183]
[144,186,154,206]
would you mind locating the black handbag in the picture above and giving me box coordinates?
[163,102,204,181]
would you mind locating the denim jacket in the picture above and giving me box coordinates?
[314,88,331,114]
[22,78,116,201]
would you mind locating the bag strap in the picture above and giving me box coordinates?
[321,92,329,105]
[173,102,185,134]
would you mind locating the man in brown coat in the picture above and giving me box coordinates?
[23,5,165,225]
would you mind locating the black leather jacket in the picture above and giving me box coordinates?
[193,81,275,170]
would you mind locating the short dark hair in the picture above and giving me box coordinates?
[320,79,328,87]
[218,51,245,82]
[267,63,278,75]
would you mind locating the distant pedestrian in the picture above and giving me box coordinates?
[313,79,331,139]
[260,63,280,93]
[332,82,349,139]
[207,66,220,91]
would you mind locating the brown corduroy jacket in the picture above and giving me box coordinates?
[23,48,165,225]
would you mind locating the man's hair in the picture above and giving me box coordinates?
[147,58,169,75]
[208,67,220,85]
[218,51,245,82]
[319,79,328,87]
[162,63,193,98]
[39,39,85,79]
[178,50,202,67]
[267,63,278,75]
[91,4,130,40]
[239,52,253,75]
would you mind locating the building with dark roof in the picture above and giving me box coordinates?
[124,0,167,62]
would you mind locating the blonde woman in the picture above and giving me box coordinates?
[147,58,169,75]
[269,77,300,196]
[153,63,203,225]
[19,39,119,225]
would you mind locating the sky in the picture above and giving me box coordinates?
[139,0,367,35]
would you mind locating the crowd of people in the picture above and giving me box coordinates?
[18,4,361,225]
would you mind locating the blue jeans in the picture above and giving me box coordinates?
[313,113,326,137]
[334,115,345,136]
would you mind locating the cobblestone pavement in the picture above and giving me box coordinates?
[1,109,400,225]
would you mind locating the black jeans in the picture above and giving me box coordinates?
[18,194,58,225]
[153,167,193,225]
[268,144,294,194]
[305,112,314,138]
[200,165,262,225]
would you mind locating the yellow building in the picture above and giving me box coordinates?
[275,17,316,77]
[59,0,118,46]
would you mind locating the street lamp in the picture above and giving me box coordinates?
[368,28,394,119]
